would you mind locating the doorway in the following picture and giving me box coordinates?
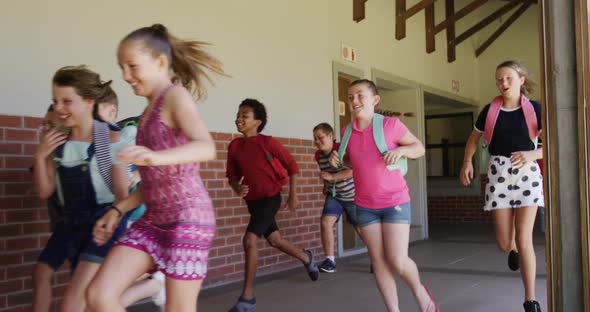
[332,62,367,256]
[372,69,428,241]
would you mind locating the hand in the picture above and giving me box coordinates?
[328,150,341,168]
[93,209,122,246]
[284,195,300,212]
[320,171,335,182]
[511,151,535,169]
[383,147,405,166]
[460,161,474,186]
[35,130,67,159]
[235,176,249,197]
[128,171,141,191]
[117,145,161,166]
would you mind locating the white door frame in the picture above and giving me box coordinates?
[371,68,428,241]
[332,61,368,257]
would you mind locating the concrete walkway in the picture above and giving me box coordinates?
[131,224,547,312]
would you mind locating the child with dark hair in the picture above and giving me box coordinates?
[226,98,319,312]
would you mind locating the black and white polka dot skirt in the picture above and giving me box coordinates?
[484,155,544,211]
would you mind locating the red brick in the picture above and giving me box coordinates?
[0,279,23,294]
[0,116,23,128]
[0,224,23,237]
[0,143,22,155]
[0,196,21,209]
[211,132,233,141]
[0,254,23,266]
[6,264,35,279]
[5,129,37,142]
[5,210,38,223]
[7,290,33,306]
[6,237,38,251]
[0,171,27,182]
[5,183,35,196]
[22,144,38,155]
[22,250,42,263]
[5,156,34,170]
[23,222,50,235]
[24,116,44,129]
[0,296,5,308]
[22,197,44,208]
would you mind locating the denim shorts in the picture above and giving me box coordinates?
[356,202,412,227]
[322,195,358,227]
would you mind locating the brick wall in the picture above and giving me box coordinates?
[427,174,493,224]
[0,114,325,311]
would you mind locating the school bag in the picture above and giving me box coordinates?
[338,113,408,176]
[483,95,539,148]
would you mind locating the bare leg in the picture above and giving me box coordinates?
[382,223,432,311]
[32,262,55,312]
[492,208,517,252]
[60,261,101,312]
[266,231,309,263]
[359,223,400,312]
[515,205,538,301]
[86,246,154,312]
[241,232,259,299]
[320,216,338,257]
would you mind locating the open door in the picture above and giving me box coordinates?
[372,69,428,242]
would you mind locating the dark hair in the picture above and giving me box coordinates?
[313,122,334,136]
[496,60,536,96]
[239,98,267,133]
[52,65,112,121]
[94,84,118,122]
[350,79,379,95]
[121,23,226,100]
[46,104,54,113]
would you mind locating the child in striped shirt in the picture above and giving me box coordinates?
[313,123,358,273]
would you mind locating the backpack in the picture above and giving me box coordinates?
[484,95,539,148]
[338,113,408,176]
[229,135,289,186]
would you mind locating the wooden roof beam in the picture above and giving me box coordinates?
[475,0,533,56]
[455,0,524,45]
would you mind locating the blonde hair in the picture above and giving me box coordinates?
[496,60,536,96]
[121,23,226,100]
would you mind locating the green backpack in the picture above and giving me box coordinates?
[338,113,408,175]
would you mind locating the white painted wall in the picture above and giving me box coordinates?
[0,0,539,139]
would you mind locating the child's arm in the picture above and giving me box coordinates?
[118,86,216,166]
[320,168,353,182]
[460,129,482,186]
[33,130,67,199]
[383,130,425,167]
[284,174,300,212]
[93,186,144,246]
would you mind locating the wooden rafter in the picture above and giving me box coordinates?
[391,0,536,62]
[455,0,524,45]
[475,0,533,56]
[353,0,368,22]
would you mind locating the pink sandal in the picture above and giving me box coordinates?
[423,285,440,312]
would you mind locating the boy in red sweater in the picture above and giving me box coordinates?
[226,99,319,312]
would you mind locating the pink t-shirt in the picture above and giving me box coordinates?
[343,116,410,209]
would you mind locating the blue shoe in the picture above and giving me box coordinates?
[229,296,256,312]
[303,249,319,281]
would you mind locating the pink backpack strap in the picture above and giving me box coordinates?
[520,95,539,141]
[483,96,504,145]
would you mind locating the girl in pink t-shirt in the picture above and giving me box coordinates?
[330,79,438,312]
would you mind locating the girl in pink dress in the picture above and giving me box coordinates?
[86,24,226,311]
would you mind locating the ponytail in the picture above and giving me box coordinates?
[122,23,227,100]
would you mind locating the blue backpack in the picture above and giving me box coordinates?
[338,113,408,175]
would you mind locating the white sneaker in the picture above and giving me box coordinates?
[151,271,166,307]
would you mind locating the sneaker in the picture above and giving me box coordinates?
[229,296,256,312]
[318,258,337,273]
[151,271,166,307]
[302,249,320,281]
[508,250,520,271]
[523,300,542,312]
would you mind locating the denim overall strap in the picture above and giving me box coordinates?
[55,143,100,226]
